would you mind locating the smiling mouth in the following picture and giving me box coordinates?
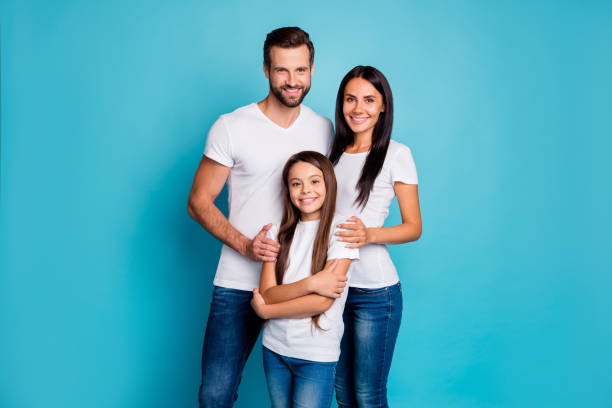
[283,87,302,96]
[299,197,318,204]
[350,116,368,124]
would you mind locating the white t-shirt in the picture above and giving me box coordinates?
[204,103,333,291]
[334,140,418,288]
[262,219,359,362]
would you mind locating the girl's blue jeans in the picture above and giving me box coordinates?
[263,346,337,408]
[335,282,403,408]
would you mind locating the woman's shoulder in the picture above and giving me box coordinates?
[388,139,414,156]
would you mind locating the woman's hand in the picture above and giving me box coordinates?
[309,260,346,298]
[251,288,269,319]
[336,216,371,248]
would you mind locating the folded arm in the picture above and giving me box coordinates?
[251,258,352,319]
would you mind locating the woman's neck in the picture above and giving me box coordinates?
[346,131,373,153]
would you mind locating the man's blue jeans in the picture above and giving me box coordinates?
[198,286,262,408]
[263,346,337,408]
[335,282,403,408]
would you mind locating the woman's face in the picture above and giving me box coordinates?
[342,77,385,140]
[287,161,326,221]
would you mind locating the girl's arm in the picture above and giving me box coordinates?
[337,183,422,247]
[252,258,353,318]
[259,259,349,304]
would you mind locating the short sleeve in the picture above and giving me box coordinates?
[390,143,418,185]
[327,225,359,261]
[266,223,280,242]
[203,116,234,167]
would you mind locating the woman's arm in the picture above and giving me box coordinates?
[259,259,349,304]
[337,183,422,247]
[252,258,353,318]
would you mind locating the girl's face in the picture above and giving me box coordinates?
[287,161,326,221]
[342,77,385,139]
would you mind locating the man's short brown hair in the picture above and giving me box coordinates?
[263,27,314,68]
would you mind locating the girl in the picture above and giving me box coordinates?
[331,66,422,407]
[250,151,358,408]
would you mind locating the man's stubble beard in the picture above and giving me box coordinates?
[269,81,311,108]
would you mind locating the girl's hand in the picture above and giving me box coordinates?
[309,260,346,298]
[336,217,371,248]
[251,288,269,319]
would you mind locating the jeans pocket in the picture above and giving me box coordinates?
[352,286,389,296]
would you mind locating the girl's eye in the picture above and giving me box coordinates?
[312,179,319,184]
[291,182,300,187]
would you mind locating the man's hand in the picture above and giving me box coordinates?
[336,216,370,248]
[309,260,347,298]
[251,288,269,319]
[245,224,280,262]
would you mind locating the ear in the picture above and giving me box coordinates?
[310,63,315,76]
[263,62,270,79]
[381,103,386,112]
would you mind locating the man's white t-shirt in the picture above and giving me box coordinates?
[204,103,333,291]
[262,219,359,362]
[334,140,418,288]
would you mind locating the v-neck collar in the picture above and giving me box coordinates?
[254,102,303,132]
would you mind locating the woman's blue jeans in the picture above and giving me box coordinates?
[335,282,403,408]
[263,346,337,408]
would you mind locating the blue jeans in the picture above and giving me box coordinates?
[198,286,263,408]
[263,346,337,408]
[335,282,403,408]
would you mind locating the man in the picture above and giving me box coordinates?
[188,27,338,407]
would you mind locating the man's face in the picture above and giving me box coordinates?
[265,45,312,108]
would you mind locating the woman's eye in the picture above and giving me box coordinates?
[312,179,319,184]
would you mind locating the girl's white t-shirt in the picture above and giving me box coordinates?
[334,140,418,288]
[261,219,359,362]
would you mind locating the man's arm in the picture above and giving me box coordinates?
[187,155,280,261]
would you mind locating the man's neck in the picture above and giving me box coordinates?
[257,94,301,129]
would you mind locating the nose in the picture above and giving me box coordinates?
[352,99,364,113]
[287,71,296,86]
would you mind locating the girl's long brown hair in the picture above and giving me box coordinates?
[275,151,337,330]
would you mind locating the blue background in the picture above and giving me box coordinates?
[1,1,611,407]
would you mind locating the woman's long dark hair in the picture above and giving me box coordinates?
[329,66,394,208]
[276,151,337,330]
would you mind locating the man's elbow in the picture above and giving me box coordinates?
[187,194,209,220]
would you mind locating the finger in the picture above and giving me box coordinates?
[336,230,364,238]
[337,223,359,230]
[260,237,281,248]
[257,248,279,258]
[258,243,281,253]
[347,216,364,224]
[338,236,364,243]
[345,243,364,248]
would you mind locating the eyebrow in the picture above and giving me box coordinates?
[344,92,377,99]
[289,174,322,182]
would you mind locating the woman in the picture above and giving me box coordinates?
[330,66,422,407]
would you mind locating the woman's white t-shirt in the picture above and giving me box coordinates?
[261,219,359,362]
[334,140,418,288]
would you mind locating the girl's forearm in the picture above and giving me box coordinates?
[262,277,314,304]
[368,221,422,245]
[259,294,333,319]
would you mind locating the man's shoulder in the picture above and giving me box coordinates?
[300,104,332,125]
[219,102,258,122]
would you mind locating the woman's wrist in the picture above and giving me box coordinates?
[366,227,377,244]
